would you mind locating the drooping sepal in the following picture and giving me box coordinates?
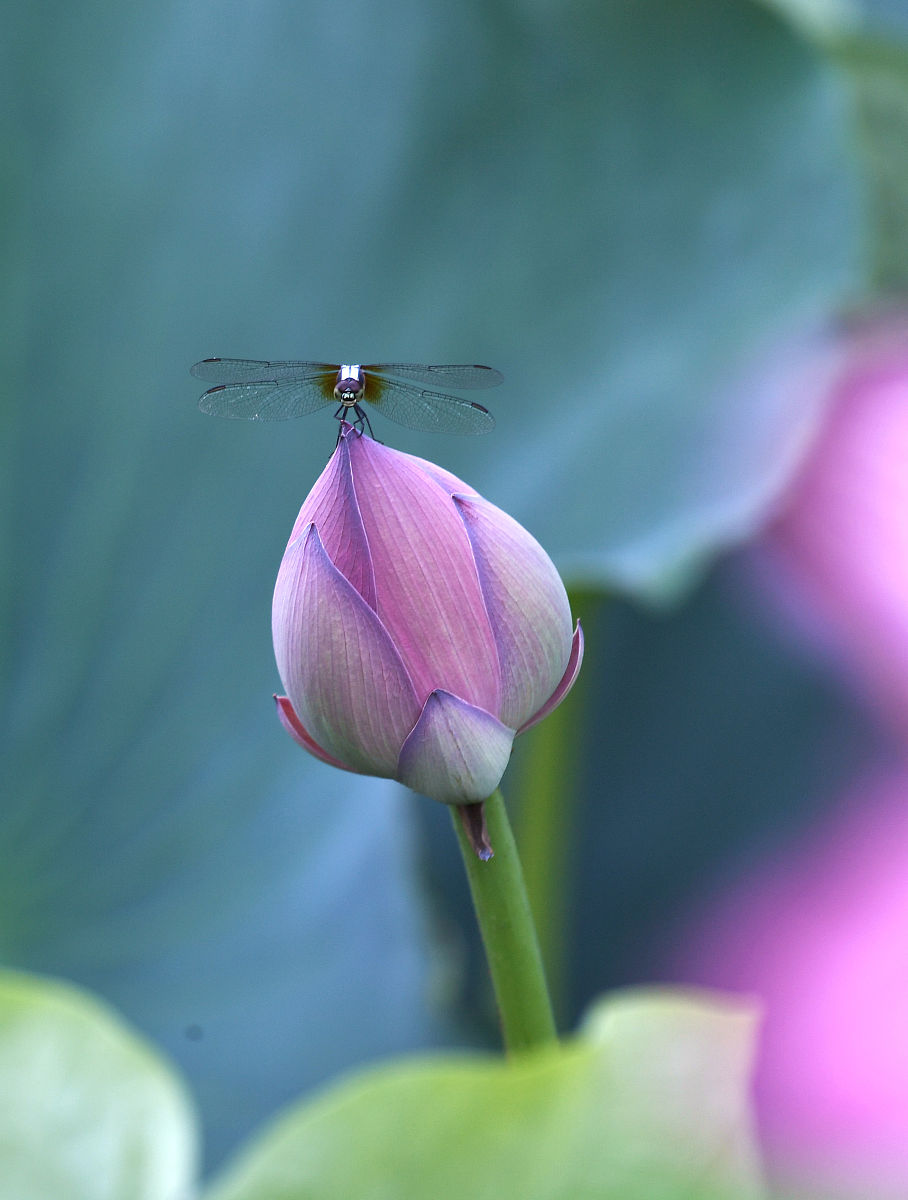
[397,690,514,805]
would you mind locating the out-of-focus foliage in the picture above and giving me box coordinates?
[0,971,197,1200]
[5,0,908,1187]
[206,989,763,1200]
[835,36,908,288]
[765,0,908,288]
[0,976,762,1200]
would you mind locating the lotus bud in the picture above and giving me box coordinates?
[272,426,583,847]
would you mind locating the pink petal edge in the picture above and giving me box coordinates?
[517,620,584,735]
[274,695,354,770]
[289,428,377,609]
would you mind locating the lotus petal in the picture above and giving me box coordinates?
[455,494,574,729]
[289,428,376,608]
[345,434,501,713]
[272,524,420,774]
[518,621,584,735]
[397,689,515,805]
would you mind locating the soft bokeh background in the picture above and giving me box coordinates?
[6,0,908,1193]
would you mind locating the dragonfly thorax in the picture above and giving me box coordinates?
[334,365,365,407]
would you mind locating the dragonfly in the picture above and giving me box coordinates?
[190,359,502,435]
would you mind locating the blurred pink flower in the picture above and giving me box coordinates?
[761,319,908,736]
[673,770,908,1198]
[272,425,582,808]
[680,316,908,1195]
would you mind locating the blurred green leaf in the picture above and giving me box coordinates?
[0,741,450,1172]
[0,970,197,1200]
[10,0,863,594]
[205,989,763,1200]
[758,0,860,39]
[765,0,908,38]
[443,0,862,597]
[760,2,908,289]
[834,35,908,289]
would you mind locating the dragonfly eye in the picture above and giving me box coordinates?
[334,376,363,402]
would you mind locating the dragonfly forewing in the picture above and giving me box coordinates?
[198,376,337,420]
[363,363,503,389]
[191,359,338,384]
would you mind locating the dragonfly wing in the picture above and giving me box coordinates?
[363,363,503,389]
[191,359,338,384]
[367,378,495,434]
[198,376,336,420]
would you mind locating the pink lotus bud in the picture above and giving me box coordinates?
[272,426,583,807]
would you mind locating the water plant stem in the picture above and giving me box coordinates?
[451,789,558,1053]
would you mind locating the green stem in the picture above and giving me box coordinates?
[451,789,557,1053]
[514,587,607,1017]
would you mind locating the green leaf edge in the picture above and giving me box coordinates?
[0,968,200,1198]
[206,986,764,1200]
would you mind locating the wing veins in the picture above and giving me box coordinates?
[198,376,335,420]
[191,359,338,384]
[363,363,503,390]
[367,377,495,434]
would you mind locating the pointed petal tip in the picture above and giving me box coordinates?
[516,619,585,735]
[273,694,352,770]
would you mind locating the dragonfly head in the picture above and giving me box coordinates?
[334,365,365,407]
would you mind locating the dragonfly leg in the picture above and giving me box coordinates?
[333,403,379,444]
[333,404,354,445]
[353,404,378,441]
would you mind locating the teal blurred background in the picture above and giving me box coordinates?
[5,0,908,1180]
